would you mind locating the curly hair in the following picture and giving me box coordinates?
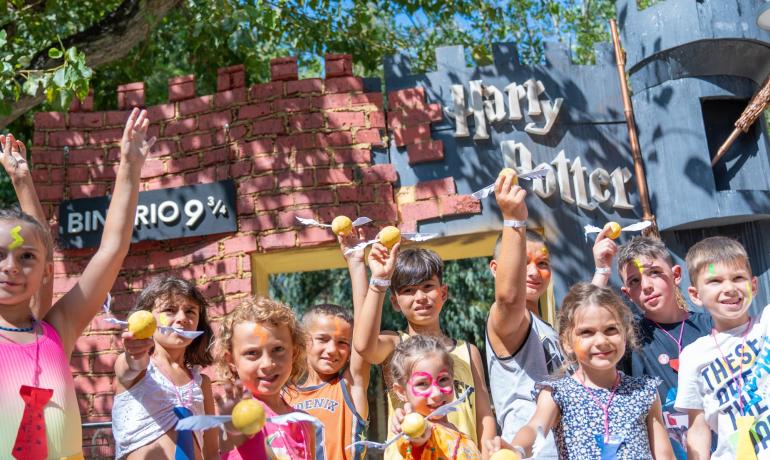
[388,335,454,389]
[133,276,213,367]
[557,283,638,366]
[216,296,307,387]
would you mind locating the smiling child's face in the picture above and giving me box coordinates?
[396,352,454,417]
[228,321,294,397]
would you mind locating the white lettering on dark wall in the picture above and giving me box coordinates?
[502,141,633,211]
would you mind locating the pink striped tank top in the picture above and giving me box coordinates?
[0,321,83,458]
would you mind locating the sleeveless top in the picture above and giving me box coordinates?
[0,321,83,459]
[538,373,660,459]
[395,422,481,460]
[287,375,367,460]
[112,360,205,459]
[222,397,324,460]
[486,312,565,459]
[385,332,477,460]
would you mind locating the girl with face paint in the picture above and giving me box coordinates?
[388,335,481,460]
[488,283,674,459]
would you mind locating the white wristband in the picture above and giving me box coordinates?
[595,267,611,275]
[503,219,527,228]
[369,278,391,287]
[511,445,526,456]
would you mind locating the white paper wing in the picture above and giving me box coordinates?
[268,412,322,429]
[344,238,377,255]
[158,326,205,339]
[295,216,331,228]
[583,225,602,234]
[519,168,549,180]
[622,221,652,232]
[102,293,112,314]
[402,232,439,242]
[176,415,231,431]
[102,317,127,327]
[352,217,372,227]
[347,435,401,451]
[426,387,475,419]
[470,184,494,200]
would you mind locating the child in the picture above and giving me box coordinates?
[676,236,768,458]
[352,240,496,458]
[498,283,673,459]
[389,335,481,459]
[215,296,322,459]
[286,233,372,460]
[112,276,218,459]
[484,172,565,457]
[0,108,151,458]
[592,233,712,455]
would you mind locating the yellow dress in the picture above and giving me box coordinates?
[396,423,481,460]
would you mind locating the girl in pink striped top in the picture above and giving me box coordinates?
[0,109,151,460]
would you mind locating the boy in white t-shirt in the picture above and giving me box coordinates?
[675,236,769,459]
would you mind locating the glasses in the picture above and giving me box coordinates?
[407,371,454,398]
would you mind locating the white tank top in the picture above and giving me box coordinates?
[112,360,205,459]
[486,312,565,459]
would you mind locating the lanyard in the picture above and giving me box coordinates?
[651,318,687,355]
[711,318,753,416]
[578,370,620,441]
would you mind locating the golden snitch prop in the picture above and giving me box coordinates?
[344,226,438,255]
[295,215,372,236]
[470,167,550,200]
[583,221,652,241]
[346,387,474,451]
[101,293,204,340]
[490,450,523,460]
[175,398,322,436]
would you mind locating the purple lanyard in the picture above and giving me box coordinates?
[578,371,620,442]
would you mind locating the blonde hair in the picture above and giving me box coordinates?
[388,335,454,388]
[557,283,637,366]
[216,296,307,387]
[685,236,751,285]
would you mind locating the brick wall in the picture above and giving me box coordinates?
[31,54,481,450]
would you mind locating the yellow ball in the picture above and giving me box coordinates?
[604,221,622,240]
[331,215,353,236]
[378,226,401,250]
[127,311,157,340]
[401,412,426,438]
[231,399,266,436]
[499,168,519,185]
[490,449,522,460]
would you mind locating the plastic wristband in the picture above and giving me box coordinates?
[503,219,527,228]
[511,445,526,456]
[595,267,611,275]
[369,278,391,287]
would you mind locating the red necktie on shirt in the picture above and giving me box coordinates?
[13,385,53,460]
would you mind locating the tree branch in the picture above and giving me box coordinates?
[1,0,182,129]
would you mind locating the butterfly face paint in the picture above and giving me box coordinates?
[408,371,454,398]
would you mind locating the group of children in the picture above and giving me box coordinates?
[0,112,768,459]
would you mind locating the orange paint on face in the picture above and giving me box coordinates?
[253,323,270,347]
[526,251,552,282]
[331,317,349,339]
[571,341,590,362]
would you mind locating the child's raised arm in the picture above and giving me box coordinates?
[591,226,618,287]
[47,108,153,354]
[0,134,53,317]
[352,241,401,365]
[487,174,530,354]
[339,230,372,418]
[646,396,675,459]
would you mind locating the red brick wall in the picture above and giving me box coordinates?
[30,54,481,449]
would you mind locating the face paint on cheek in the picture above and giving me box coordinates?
[159,314,171,327]
[8,225,24,250]
[572,341,590,363]
[746,281,754,308]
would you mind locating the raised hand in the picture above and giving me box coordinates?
[593,225,618,271]
[494,172,528,222]
[367,241,400,280]
[0,134,31,183]
[120,108,155,166]
[339,227,367,264]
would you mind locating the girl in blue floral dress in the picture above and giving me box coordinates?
[488,283,675,459]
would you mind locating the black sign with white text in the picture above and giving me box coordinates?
[59,180,238,249]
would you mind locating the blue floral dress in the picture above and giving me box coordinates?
[535,372,660,459]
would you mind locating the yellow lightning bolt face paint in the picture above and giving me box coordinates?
[632,259,645,275]
[9,225,24,250]
[159,314,171,327]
